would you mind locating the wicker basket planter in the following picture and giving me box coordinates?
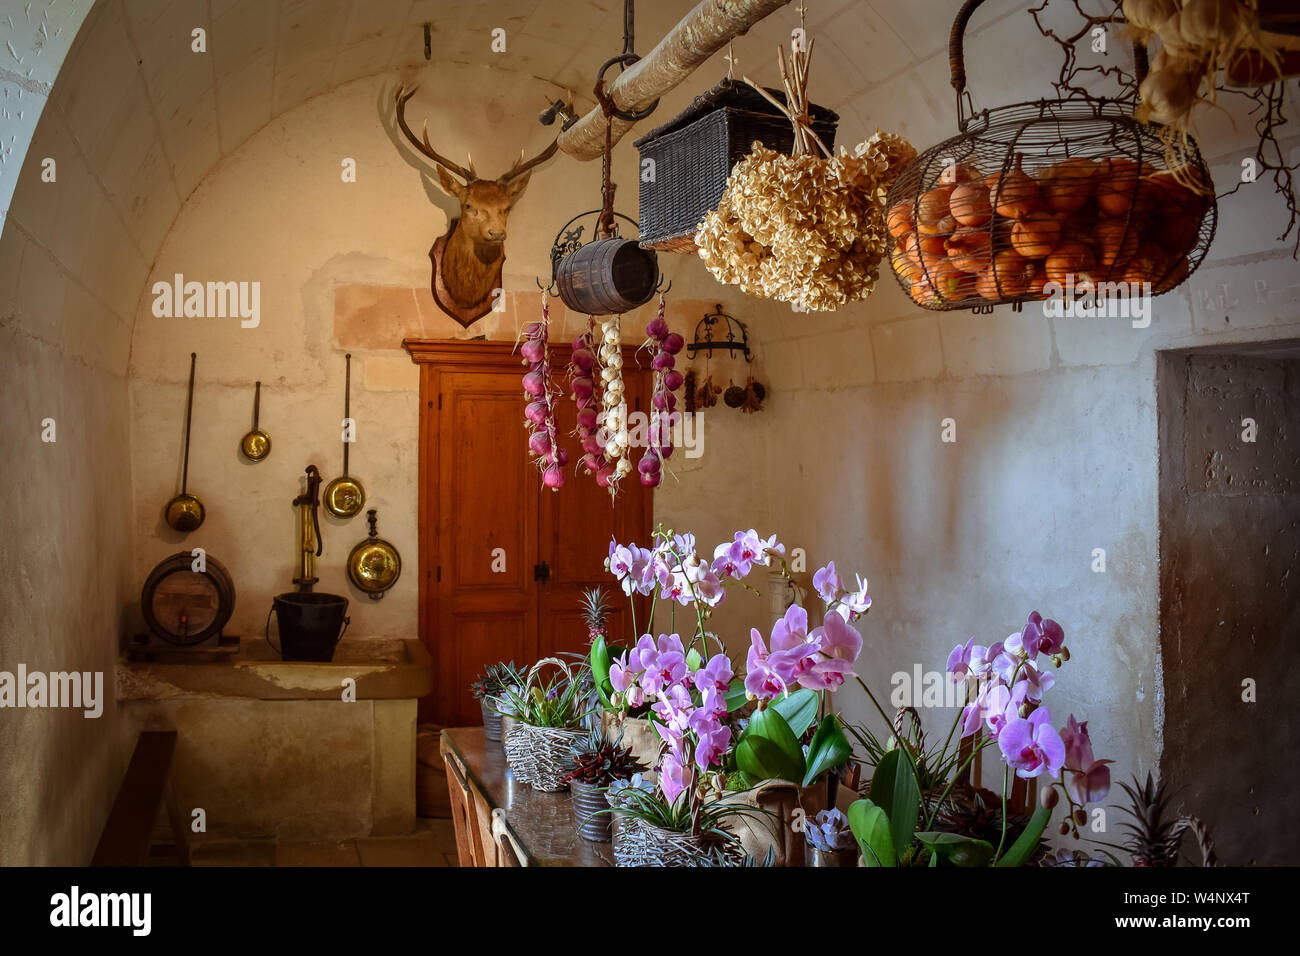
[504,723,582,792]
[501,657,584,791]
[634,79,838,253]
[611,816,743,867]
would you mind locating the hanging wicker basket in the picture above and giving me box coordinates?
[885,0,1215,313]
[502,658,584,792]
[634,79,838,253]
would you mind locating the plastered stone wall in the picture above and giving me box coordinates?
[753,5,1300,825]
[0,1,150,866]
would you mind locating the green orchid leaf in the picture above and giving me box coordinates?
[868,748,920,856]
[801,714,852,787]
[735,706,805,783]
[995,803,1052,867]
[723,680,749,714]
[589,635,614,710]
[848,798,896,867]
[771,688,818,738]
[915,831,995,867]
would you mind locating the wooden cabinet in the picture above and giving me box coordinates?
[406,340,653,726]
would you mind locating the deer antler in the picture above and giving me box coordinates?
[500,138,559,183]
[394,85,476,182]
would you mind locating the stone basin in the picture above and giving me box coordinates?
[117,635,432,701]
[116,635,433,841]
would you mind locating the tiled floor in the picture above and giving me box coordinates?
[189,817,459,867]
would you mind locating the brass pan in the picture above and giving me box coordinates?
[325,353,365,518]
[164,352,206,532]
[240,381,271,462]
[347,509,401,600]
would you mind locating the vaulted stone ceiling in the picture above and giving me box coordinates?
[45,0,1027,265]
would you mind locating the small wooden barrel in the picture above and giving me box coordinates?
[556,238,660,315]
[141,551,236,645]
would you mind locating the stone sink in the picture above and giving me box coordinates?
[117,635,432,701]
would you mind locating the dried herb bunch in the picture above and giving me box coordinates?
[696,12,914,311]
[564,727,647,787]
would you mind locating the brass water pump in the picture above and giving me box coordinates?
[293,465,323,592]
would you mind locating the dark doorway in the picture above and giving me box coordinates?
[1157,341,1300,866]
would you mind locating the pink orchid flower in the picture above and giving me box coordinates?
[998,708,1066,779]
[1061,715,1112,804]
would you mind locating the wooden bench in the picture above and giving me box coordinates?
[91,731,190,867]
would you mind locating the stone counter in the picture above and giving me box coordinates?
[116,636,432,842]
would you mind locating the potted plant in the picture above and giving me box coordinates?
[717,560,868,865]
[470,661,522,743]
[594,525,859,865]
[845,611,1115,867]
[563,727,647,843]
[497,657,593,792]
[804,808,858,866]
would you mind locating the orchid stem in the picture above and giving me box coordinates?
[996,764,1010,861]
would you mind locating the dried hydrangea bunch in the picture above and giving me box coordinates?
[696,132,917,311]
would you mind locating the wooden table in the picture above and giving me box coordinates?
[440,726,612,866]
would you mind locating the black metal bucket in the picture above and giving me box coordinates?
[556,238,659,315]
[266,593,350,662]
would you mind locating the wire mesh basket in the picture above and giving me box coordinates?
[885,0,1216,312]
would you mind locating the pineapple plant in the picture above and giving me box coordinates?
[1117,772,1183,867]
[580,586,609,645]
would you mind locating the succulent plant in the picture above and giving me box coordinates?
[470,661,522,700]
[564,727,647,787]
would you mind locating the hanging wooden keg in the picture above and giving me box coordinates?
[141,551,236,645]
[556,238,660,315]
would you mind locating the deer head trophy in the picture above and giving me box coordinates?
[394,86,558,327]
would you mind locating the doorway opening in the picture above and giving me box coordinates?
[1157,340,1300,865]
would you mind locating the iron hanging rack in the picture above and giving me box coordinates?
[594,0,659,123]
[686,304,750,362]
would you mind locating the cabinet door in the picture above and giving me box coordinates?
[434,370,540,727]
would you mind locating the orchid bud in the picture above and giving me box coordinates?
[1058,821,1070,836]
[1059,646,1071,662]
[1041,786,1059,809]
[1073,807,1087,827]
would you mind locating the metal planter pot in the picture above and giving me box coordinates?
[481,699,503,742]
[804,844,860,867]
[569,781,612,842]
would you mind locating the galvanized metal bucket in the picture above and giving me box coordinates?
[569,781,611,842]
[481,699,503,742]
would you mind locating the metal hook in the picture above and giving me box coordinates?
[655,277,672,296]
[535,275,558,296]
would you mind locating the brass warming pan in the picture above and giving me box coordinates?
[347,509,401,600]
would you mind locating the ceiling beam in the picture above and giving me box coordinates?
[557,0,793,161]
